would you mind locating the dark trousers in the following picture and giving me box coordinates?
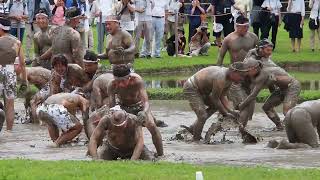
[10,27,25,42]
[252,22,261,38]
[260,15,279,49]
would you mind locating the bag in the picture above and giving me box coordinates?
[309,18,319,30]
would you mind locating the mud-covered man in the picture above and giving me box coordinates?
[38,7,84,67]
[239,59,301,130]
[0,17,27,131]
[49,54,91,95]
[217,16,259,66]
[88,109,153,160]
[32,9,53,69]
[267,100,320,149]
[106,64,163,156]
[90,73,114,111]
[97,15,135,65]
[15,65,51,122]
[37,92,89,147]
[182,64,248,141]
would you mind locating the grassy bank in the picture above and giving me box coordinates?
[147,88,320,102]
[0,159,319,180]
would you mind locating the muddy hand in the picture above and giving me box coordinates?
[137,111,147,125]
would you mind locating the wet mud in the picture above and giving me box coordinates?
[1,99,320,168]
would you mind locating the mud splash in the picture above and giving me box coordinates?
[1,99,320,168]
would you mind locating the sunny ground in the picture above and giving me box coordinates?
[0,159,319,180]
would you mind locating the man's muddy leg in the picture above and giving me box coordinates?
[38,111,59,141]
[4,97,14,130]
[277,139,311,149]
[139,146,154,160]
[284,111,298,143]
[144,111,163,156]
[204,120,222,143]
[291,109,319,148]
[83,116,97,140]
[55,115,83,146]
[98,143,117,160]
[262,93,283,130]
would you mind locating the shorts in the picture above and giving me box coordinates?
[32,83,50,105]
[0,65,17,99]
[120,101,144,115]
[36,104,77,132]
[183,78,208,113]
[283,79,301,105]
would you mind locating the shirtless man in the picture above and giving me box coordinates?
[217,16,259,65]
[90,73,114,111]
[97,15,135,66]
[37,92,88,147]
[107,64,163,156]
[88,109,153,160]
[0,17,27,131]
[49,54,91,95]
[267,100,320,149]
[32,9,52,69]
[15,65,51,122]
[38,7,84,67]
[239,59,301,130]
[182,64,246,141]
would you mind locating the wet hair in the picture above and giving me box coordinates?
[243,58,263,70]
[112,64,131,77]
[65,7,81,19]
[258,38,274,48]
[235,15,249,24]
[52,54,68,67]
[0,17,11,33]
[84,50,98,62]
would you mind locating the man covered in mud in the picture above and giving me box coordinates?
[14,64,51,122]
[90,73,114,111]
[97,15,135,66]
[38,7,84,67]
[216,16,259,66]
[245,39,278,68]
[32,9,53,69]
[107,64,163,156]
[267,100,320,149]
[182,64,247,141]
[88,109,153,160]
[0,17,27,131]
[50,54,91,95]
[239,59,301,130]
[37,92,89,147]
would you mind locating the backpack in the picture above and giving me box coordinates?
[8,0,27,13]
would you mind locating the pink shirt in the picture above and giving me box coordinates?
[51,6,65,26]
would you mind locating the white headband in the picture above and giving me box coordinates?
[83,59,99,63]
[36,13,49,18]
[0,23,10,31]
[236,23,249,26]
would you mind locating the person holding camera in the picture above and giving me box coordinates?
[113,0,135,35]
[189,23,210,56]
[188,0,205,43]
[260,0,282,50]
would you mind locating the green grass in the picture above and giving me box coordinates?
[22,20,320,73]
[0,159,319,180]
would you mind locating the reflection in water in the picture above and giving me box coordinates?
[145,79,320,90]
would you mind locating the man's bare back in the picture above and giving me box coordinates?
[25,67,51,89]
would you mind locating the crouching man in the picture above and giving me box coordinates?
[88,109,153,160]
[37,93,89,147]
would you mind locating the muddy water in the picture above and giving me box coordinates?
[1,99,320,168]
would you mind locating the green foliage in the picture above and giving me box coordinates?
[0,160,318,180]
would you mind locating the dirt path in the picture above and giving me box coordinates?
[1,100,319,168]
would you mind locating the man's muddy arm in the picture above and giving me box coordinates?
[18,44,28,85]
[33,38,40,58]
[39,47,52,61]
[131,126,144,160]
[123,37,136,55]
[71,35,84,67]
[239,80,266,110]
[140,83,150,113]
[49,74,61,95]
[209,92,228,116]
[221,95,234,113]
[88,118,108,159]
[217,40,228,66]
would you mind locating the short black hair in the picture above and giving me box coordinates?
[65,7,82,19]
[235,15,249,24]
[37,8,49,16]
[52,54,68,67]
[112,64,131,77]
[0,17,11,33]
[84,50,98,62]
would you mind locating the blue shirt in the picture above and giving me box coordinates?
[189,6,203,25]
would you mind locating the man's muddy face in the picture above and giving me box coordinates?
[232,72,244,83]
[236,24,249,36]
[261,46,273,58]
[36,16,49,29]
[84,62,98,74]
[53,62,67,76]
[106,21,119,35]
[113,76,130,88]
[247,68,258,77]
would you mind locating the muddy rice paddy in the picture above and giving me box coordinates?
[0,99,319,168]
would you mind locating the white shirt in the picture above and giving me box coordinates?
[309,0,320,19]
[97,0,117,22]
[261,0,282,16]
[287,0,305,17]
[152,0,168,17]
[167,0,180,22]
